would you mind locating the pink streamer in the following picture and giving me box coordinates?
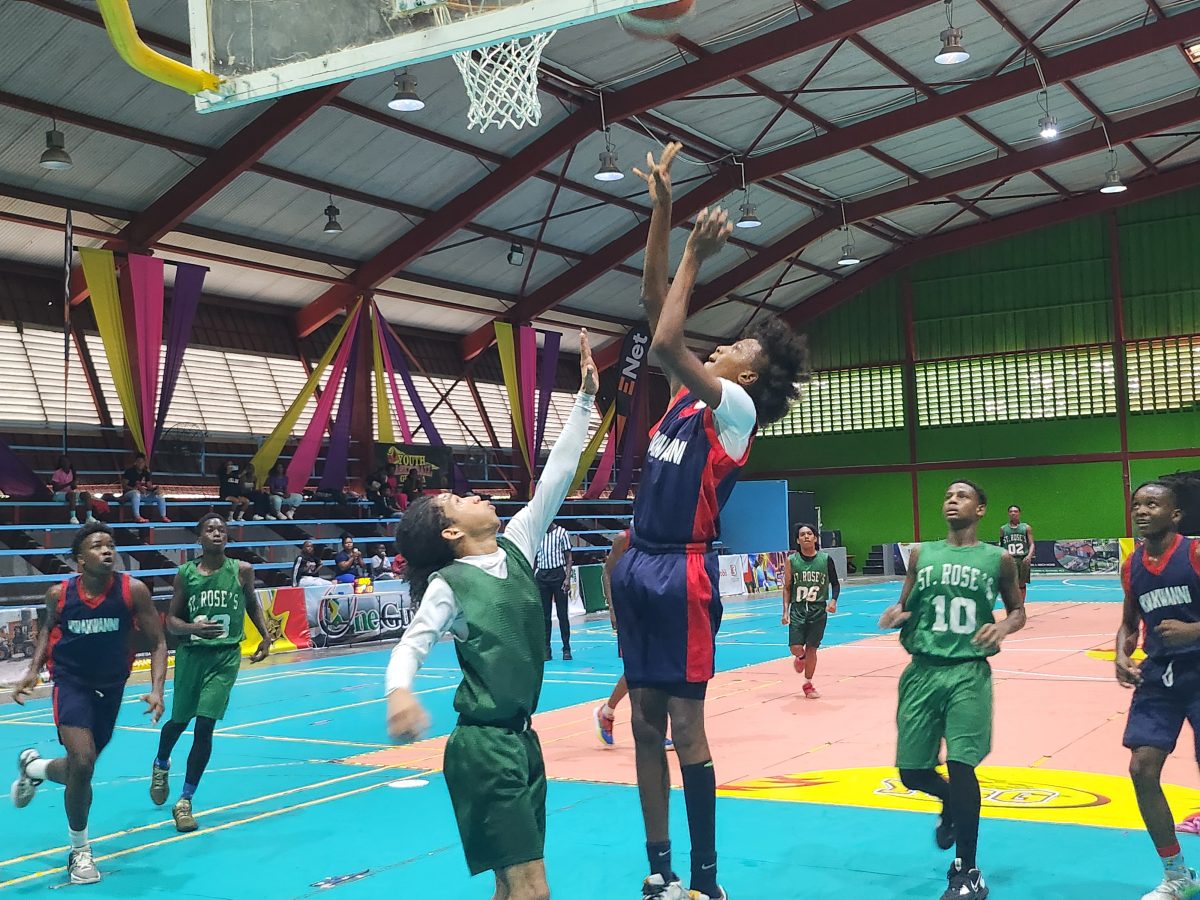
[375,310,413,442]
[287,306,360,494]
[518,326,537,468]
[584,427,617,499]
[128,255,164,456]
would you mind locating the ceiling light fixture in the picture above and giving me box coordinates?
[1186,40,1200,64]
[1099,125,1127,194]
[1034,60,1058,140]
[935,0,969,65]
[734,160,761,228]
[837,200,859,266]
[323,195,343,234]
[594,91,624,182]
[387,71,424,112]
[507,242,525,266]
[39,119,72,170]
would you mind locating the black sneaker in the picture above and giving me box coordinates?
[563,647,573,660]
[941,859,988,899]
[935,813,955,850]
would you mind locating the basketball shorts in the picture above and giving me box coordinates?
[788,601,828,648]
[1018,556,1031,586]
[610,545,722,692]
[170,643,242,723]
[444,722,546,875]
[53,679,125,753]
[1123,655,1200,759]
[896,657,993,769]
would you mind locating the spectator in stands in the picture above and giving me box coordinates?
[49,455,88,525]
[334,533,366,584]
[369,543,395,581]
[292,539,330,587]
[267,462,303,520]
[238,463,270,520]
[122,452,169,524]
[367,468,402,519]
[218,460,251,522]
[391,551,407,581]
[402,469,424,505]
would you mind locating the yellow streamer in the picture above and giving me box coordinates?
[250,302,360,484]
[80,249,144,453]
[569,403,616,495]
[371,309,395,445]
[495,322,531,474]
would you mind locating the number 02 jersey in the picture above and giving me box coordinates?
[900,540,1005,660]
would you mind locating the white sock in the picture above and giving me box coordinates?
[26,758,49,781]
[68,827,88,851]
[601,704,614,717]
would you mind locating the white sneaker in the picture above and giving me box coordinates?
[1143,869,1200,900]
[68,515,79,525]
[11,748,42,808]
[643,874,687,899]
[68,846,100,884]
[687,890,727,900]
[251,514,264,521]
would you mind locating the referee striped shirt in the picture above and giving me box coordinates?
[535,525,572,571]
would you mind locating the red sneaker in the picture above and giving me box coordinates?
[803,682,820,699]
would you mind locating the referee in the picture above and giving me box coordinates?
[535,522,573,660]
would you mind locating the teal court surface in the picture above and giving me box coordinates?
[0,576,1194,898]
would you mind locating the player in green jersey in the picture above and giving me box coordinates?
[1000,505,1034,601]
[782,523,840,699]
[385,330,597,900]
[879,480,1025,900]
[150,513,271,832]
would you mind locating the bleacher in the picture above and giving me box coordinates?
[0,428,634,606]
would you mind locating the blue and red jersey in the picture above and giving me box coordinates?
[1124,535,1200,660]
[631,387,754,548]
[47,573,136,688]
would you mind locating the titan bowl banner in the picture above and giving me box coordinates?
[376,443,453,491]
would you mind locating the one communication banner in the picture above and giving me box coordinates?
[302,582,414,649]
[376,442,453,491]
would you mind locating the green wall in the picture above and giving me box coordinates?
[747,186,1200,560]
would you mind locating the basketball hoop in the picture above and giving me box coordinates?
[452,31,555,132]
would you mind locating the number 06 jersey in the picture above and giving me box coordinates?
[900,540,1005,660]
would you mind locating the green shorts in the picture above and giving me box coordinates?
[170,643,242,724]
[1017,556,1032,586]
[896,656,993,769]
[443,723,546,876]
[788,601,828,648]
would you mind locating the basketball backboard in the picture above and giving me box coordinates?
[187,0,678,114]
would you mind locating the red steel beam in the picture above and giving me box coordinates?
[460,8,1200,360]
[294,0,940,338]
[690,96,1200,311]
[782,157,1200,330]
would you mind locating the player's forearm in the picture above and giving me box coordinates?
[248,603,271,643]
[23,633,50,681]
[642,203,672,333]
[1116,622,1139,658]
[998,606,1027,636]
[165,615,192,636]
[651,251,702,356]
[385,584,456,693]
[149,636,167,696]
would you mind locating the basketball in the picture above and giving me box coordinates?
[617,0,696,39]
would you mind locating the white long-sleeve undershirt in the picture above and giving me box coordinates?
[385,391,595,694]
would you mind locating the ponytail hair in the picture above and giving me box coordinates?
[395,496,456,606]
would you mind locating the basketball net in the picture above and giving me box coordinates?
[453,31,555,132]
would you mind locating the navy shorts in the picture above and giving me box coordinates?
[1123,655,1200,759]
[611,545,722,694]
[53,679,125,753]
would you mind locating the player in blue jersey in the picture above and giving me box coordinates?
[1116,480,1200,900]
[615,144,809,900]
[9,522,167,885]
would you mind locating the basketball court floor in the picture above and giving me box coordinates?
[2,576,1196,898]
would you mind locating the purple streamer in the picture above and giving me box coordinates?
[319,326,360,491]
[153,263,205,451]
[533,330,560,458]
[0,437,50,499]
[380,324,469,493]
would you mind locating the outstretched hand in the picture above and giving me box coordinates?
[687,207,733,262]
[579,329,599,396]
[632,141,681,208]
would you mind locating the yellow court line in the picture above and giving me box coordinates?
[215,684,455,733]
[0,767,436,890]
[0,765,400,871]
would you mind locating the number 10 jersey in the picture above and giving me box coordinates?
[900,540,1005,660]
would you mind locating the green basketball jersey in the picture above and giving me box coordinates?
[436,536,544,723]
[180,556,246,647]
[1000,523,1031,559]
[900,540,1004,660]
[788,551,831,606]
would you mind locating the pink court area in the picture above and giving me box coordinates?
[349,601,1200,820]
